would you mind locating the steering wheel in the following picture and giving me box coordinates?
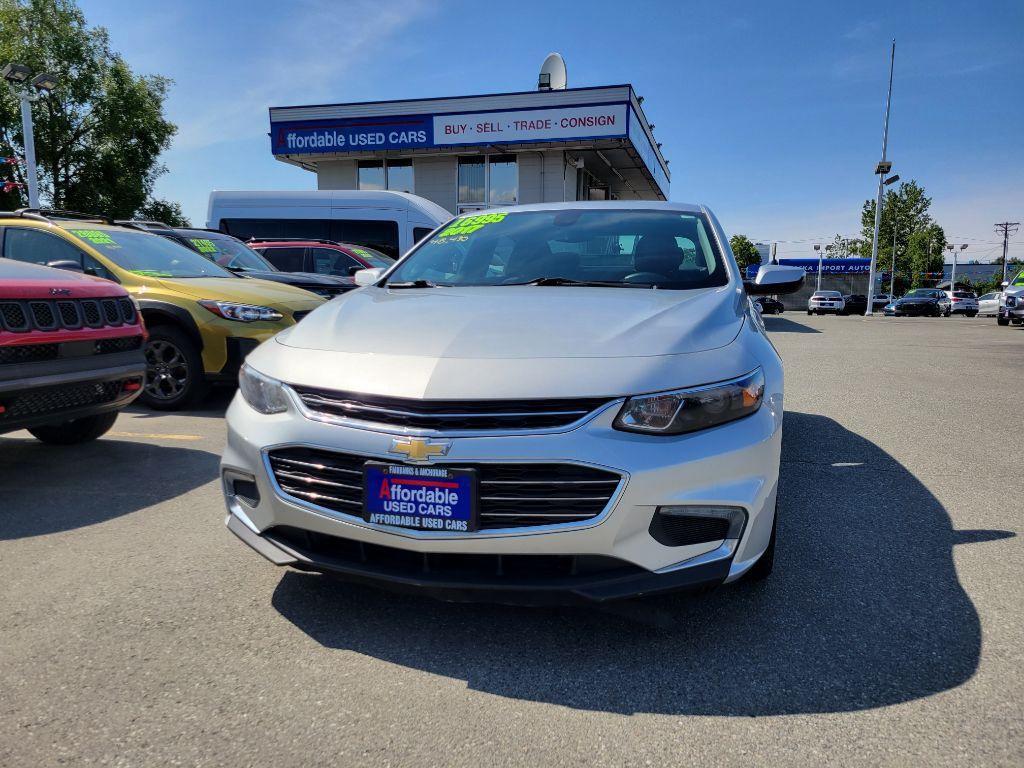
[623,272,666,284]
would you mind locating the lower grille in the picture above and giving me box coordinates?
[267,447,621,530]
[0,343,59,365]
[0,380,123,420]
[94,335,143,355]
[648,513,731,547]
[290,386,613,431]
[0,335,143,366]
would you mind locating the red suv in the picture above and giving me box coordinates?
[248,239,395,279]
[0,260,146,444]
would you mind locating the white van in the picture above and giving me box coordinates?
[206,190,450,259]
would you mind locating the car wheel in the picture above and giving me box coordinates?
[140,326,208,410]
[27,411,120,445]
[744,506,776,582]
[807,309,812,315]
[997,316,1009,326]
[966,312,977,318]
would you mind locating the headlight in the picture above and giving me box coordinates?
[614,369,765,435]
[198,300,283,322]
[238,364,289,414]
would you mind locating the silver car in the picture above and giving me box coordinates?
[220,202,804,603]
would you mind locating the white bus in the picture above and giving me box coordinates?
[206,190,450,259]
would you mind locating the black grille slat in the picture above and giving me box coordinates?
[1,302,29,331]
[268,447,620,531]
[0,380,122,419]
[28,301,57,329]
[81,300,102,327]
[0,343,59,364]
[117,298,136,324]
[291,386,612,431]
[101,299,121,326]
[57,301,82,328]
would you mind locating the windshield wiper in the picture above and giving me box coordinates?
[505,276,650,288]
[387,279,439,289]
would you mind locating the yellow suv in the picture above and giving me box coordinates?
[0,210,325,409]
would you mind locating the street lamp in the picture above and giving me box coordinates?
[2,62,59,209]
[865,41,897,317]
[948,243,968,292]
[890,226,899,298]
[814,244,823,291]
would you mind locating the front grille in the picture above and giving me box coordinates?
[266,525,639,584]
[0,380,123,420]
[290,386,613,431]
[94,335,143,355]
[0,343,59,365]
[267,447,621,530]
[0,297,135,333]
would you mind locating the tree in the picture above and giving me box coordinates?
[729,234,761,272]
[858,180,946,294]
[0,0,182,218]
[138,198,190,227]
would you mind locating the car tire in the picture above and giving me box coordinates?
[807,309,812,315]
[997,316,1009,326]
[744,507,776,582]
[140,326,208,410]
[966,312,977,318]
[27,411,119,445]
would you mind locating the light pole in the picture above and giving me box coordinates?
[865,40,896,316]
[2,63,59,209]
[948,243,968,292]
[890,227,898,298]
[814,244,823,291]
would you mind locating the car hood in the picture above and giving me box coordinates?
[279,285,743,358]
[157,276,324,310]
[239,270,352,286]
[897,296,936,303]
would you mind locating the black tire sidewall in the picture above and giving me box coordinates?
[27,410,120,445]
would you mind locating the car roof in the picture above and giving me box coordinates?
[464,200,706,216]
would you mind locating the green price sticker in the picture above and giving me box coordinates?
[352,248,375,258]
[129,269,174,278]
[435,212,508,239]
[190,238,217,254]
[70,229,117,246]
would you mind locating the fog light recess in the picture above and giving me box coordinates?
[649,506,747,547]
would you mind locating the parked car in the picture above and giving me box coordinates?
[0,260,146,443]
[207,190,449,259]
[123,222,355,298]
[221,202,806,602]
[997,269,1024,327]
[840,294,868,315]
[893,289,951,317]
[872,293,891,310]
[945,290,979,317]
[883,301,897,316]
[753,296,784,314]
[807,290,845,315]
[0,209,324,410]
[249,238,395,280]
[977,291,1001,316]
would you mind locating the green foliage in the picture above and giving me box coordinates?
[0,0,182,219]
[729,234,761,272]
[859,180,946,294]
[138,198,190,227]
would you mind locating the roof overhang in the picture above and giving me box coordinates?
[268,85,670,199]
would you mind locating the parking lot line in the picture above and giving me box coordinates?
[106,431,205,441]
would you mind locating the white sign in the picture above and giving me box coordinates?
[433,104,628,145]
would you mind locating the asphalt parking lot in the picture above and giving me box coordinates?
[2,315,1022,766]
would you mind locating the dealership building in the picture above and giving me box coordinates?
[268,84,670,215]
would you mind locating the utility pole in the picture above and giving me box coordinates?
[890,228,897,297]
[814,244,823,291]
[995,222,1020,283]
[866,40,896,316]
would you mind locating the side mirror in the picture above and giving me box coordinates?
[46,259,85,273]
[744,264,805,295]
[348,265,362,277]
[1002,281,1009,289]
[354,267,384,287]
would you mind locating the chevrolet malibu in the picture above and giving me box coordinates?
[220,202,804,603]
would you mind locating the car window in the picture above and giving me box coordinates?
[413,227,434,243]
[3,227,86,266]
[346,245,394,269]
[220,218,401,259]
[62,228,233,278]
[261,246,306,272]
[387,210,729,290]
[185,233,271,272]
[310,247,361,276]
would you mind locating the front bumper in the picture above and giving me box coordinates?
[221,386,783,602]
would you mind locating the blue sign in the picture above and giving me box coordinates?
[746,258,871,279]
[271,114,433,154]
[363,463,476,532]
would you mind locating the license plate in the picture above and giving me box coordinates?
[363,462,477,532]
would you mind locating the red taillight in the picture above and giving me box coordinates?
[124,379,142,392]
[0,404,5,414]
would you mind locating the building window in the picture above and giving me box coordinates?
[386,159,414,193]
[457,154,517,212]
[359,159,414,193]
[358,160,385,190]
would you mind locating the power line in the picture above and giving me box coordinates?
[995,222,1020,282]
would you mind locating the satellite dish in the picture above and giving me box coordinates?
[538,53,567,91]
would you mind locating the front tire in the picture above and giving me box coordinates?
[997,316,1009,326]
[966,311,977,318]
[28,411,119,445]
[744,507,776,582]
[140,326,208,410]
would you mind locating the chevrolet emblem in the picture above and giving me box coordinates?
[388,437,451,463]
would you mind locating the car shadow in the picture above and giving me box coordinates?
[270,412,1012,716]
[762,316,821,333]
[125,386,237,420]
[0,438,219,540]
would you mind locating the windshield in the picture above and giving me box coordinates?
[813,291,841,297]
[184,233,273,272]
[384,209,730,289]
[347,245,394,269]
[906,289,936,298]
[1011,270,1024,287]
[67,228,233,278]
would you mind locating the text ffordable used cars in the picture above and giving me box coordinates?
[220,202,804,603]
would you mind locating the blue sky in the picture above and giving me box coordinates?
[79,0,1024,262]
